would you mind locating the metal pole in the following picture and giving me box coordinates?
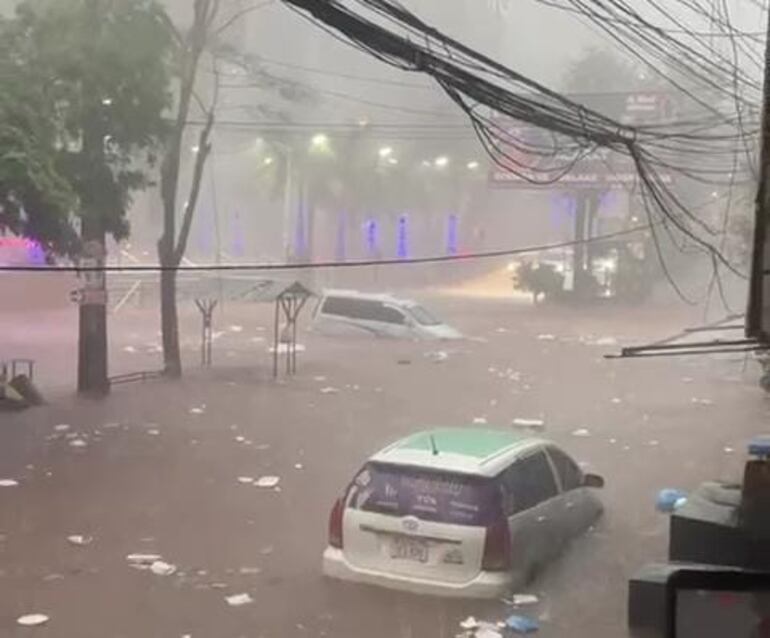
[283,148,293,262]
[747,7,770,340]
[273,298,279,378]
[292,298,298,374]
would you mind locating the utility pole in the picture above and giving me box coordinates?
[747,6,770,341]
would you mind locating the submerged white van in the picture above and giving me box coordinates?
[312,290,462,340]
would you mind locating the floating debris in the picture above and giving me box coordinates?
[149,560,177,576]
[229,325,244,333]
[571,428,591,438]
[239,567,262,575]
[237,477,255,484]
[126,553,163,568]
[473,417,488,425]
[511,594,540,606]
[225,593,254,607]
[67,535,93,546]
[459,617,479,630]
[320,387,340,394]
[123,345,137,354]
[255,476,280,488]
[189,407,205,415]
[505,614,540,634]
[611,397,623,404]
[0,479,19,487]
[69,439,88,448]
[17,614,49,627]
[426,350,450,363]
[536,334,556,341]
[54,424,71,432]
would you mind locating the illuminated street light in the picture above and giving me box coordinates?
[310,133,330,152]
[434,156,449,168]
[263,156,274,166]
[191,145,200,154]
[378,146,393,159]
[466,160,480,170]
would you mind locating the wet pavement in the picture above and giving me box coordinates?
[1,296,767,637]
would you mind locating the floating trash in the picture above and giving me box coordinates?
[69,439,88,448]
[320,387,340,395]
[459,617,479,630]
[149,560,177,576]
[67,535,93,546]
[512,594,540,606]
[255,476,280,488]
[505,614,540,634]
[237,477,255,484]
[17,614,49,627]
[0,479,19,487]
[54,424,71,432]
[225,593,254,607]
[571,428,591,438]
[473,417,488,425]
[536,334,556,341]
[656,488,688,514]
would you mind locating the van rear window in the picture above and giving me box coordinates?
[347,463,501,526]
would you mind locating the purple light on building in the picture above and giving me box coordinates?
[397,215,408,259]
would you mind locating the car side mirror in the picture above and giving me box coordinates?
[584,473,605,488]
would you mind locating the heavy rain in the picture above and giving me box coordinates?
[2,1,770,637]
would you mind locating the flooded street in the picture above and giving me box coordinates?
[2,296,765,637]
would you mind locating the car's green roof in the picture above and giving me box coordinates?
[394,428,531,459]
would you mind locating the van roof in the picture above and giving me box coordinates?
[370,428,546,477]
[321,289,417,305]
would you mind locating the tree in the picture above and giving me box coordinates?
[157,1,314,377]
[2,0,173,394]
[3,0,172,249]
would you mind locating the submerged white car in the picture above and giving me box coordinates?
[323,428,604,598]
[312,290,462,340]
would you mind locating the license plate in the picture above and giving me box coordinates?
[390,536,429,563]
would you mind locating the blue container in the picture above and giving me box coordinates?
[505,614,540,634]
[656,488,688,513]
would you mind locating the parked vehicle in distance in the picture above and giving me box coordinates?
[323,428,604,598]
[312,290,462,340]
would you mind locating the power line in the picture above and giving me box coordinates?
[0,225,652,273]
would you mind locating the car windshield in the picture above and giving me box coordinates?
[3,0,766,637]
[349,463,502,526]
[407,304,442,326]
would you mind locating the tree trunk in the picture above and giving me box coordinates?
[159,262,182,377]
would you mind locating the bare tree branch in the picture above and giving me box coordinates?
[215,0,275,36]
[173,55,220,265]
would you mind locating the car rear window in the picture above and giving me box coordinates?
[347,463,501,526]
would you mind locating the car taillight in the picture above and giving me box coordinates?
[328,498,344,549]
[482,518,511,571]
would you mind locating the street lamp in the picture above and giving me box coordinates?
[310,133,330,153]
[434,155,449,168]
[378,146,393,159]
[263,156,274,166]
[467,160,480,170]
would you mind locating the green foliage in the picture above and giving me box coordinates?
[513,261,565,304]
[0,0,172,254]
